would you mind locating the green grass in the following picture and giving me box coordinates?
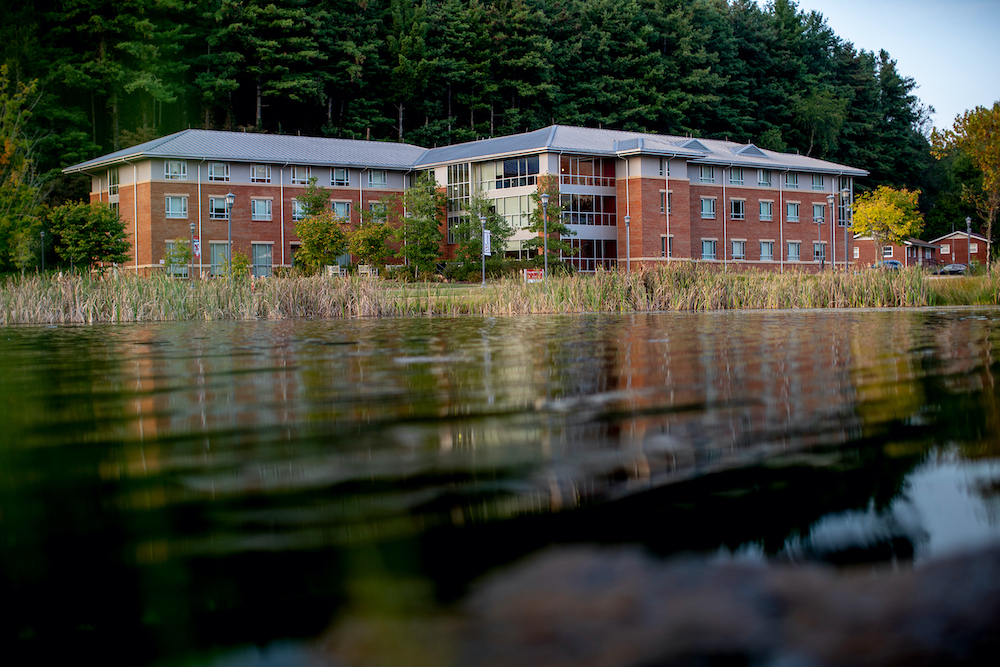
[1,264,997,325]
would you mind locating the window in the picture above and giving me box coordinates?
[165,160,187,180]
[701,240,717,260]
[854,246,859,259]
[814,243,826,261]
[332,168,349,187]
[700,197,716,219]
[787,202,800,222]
[209,197,228,220]
[251,199,272,221]
[292,200,305,221]
[659,159,671,177]
[761,241,774,261]
[731,200,745,220]
[838,177,851,226]
[560,193,616,226]
[368,201,389,223]
[699,165,715,183]
[251,164,271,183]
[208,162,229,182]
[164,241,188,278]
[788,242,801,261]
[971,242,979,253]
[732,240,746,260]
[368,170,387,188]
[498,156,540,188]
[785,172,799,189]
[811,174,824,191]
[109,168,119,195]
[660,192,672,214]
[110,202,119,215]
[332,201,350,219]
[813,204,826,223]
[759,201,773,222]
[210,243,229,276]
[165,196,188,218]
[758,170,772,187]
[661,236,673,258]
[291,165,311,185]
[252,244,272,278]
[729,168,744,186]
[883,245,893,257]
[942,244,950,255]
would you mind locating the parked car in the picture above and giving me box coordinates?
[933,263,966,275]
[874,260,903,270]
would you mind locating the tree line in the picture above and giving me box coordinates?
[0,0,994,273]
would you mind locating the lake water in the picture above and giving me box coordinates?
[2,309,1000,665]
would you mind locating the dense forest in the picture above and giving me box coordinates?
[0,0,983,246]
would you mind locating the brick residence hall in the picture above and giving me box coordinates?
[63,125,868,277]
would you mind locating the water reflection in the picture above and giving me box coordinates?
[1,309,1000,665]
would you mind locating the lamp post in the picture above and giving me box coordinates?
[480,214,487,287]
[540,192,549,280]
[624,215,631,273]
[826,194,835,269]
[189,222,196,281]
[966,216,972,266]
[840,188,851,271]
[40,230,45,273]
[225,191,235,275]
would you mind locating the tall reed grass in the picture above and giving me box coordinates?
[0,264,994,325]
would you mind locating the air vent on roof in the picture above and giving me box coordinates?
[677,138,709,152]
[734,144,768,158]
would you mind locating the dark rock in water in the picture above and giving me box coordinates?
[319,544,1000,667]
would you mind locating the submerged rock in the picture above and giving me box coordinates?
[320,543,1000,666]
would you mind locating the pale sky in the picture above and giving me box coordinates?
[755,0,1000,129]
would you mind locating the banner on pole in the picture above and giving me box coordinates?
[484,230,492,256]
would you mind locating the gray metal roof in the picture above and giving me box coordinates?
[65,124,867,178]
[64,129,429,173]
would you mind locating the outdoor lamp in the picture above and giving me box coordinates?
[540,193,550,279]
[624,215,631,273]
[480,214,487,287]
[225,192,235,274]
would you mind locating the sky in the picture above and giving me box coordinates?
[755,0,1000,129]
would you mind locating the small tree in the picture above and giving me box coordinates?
[932,102,1000,267]
[851,186,924,256]
[299,176,330,216]
[164,240,193,276]
[452,190,515,265]
[294,210,349,274]
[523,176,576,264]
[397,172,446,276]
[49,201,130,270]
[349,198,395,267]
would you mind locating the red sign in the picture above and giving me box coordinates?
[524,268,543,283]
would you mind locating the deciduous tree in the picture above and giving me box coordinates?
[293,210,349,274]
[397,171,445,276]
[851,186,923,255]
[49,201,130,269]
[0,66,43,272]
[523,176,576,264]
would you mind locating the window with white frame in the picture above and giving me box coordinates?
[332,168,349,187]
[758,169,772,187]
[813,203,825,223]
[731,200,745,220]
[659,159,671,176]
[785,172,798,189]
[700,197,716,219]
[702,239,717,260]
[210,243,229,276]
[291,165,311,185]
[761,241,774,261]
[209,197,228,220]
[971,242,979,253]
[368,170,387,187]
[165,160,187,180]
[252,243,272,277]
[811,174,824,190]
[787,202,799,222]
[699,165,715,184]
[941,244,950,255]
[110,202,119,215]
[661,236,673,258]
[732,240,746,260]
[729,168,744,186]
[368,201,389,223]
[332,201,350,219]
[292,200,305,221]
[854,246,860,259]
[814,243,826,261]
[883,245,893,257]
[760,201,773,221]
[660,192,672,214]
[109,168,119,195]
[251,164,271,183]
[165,241,188,278]
[788,242,801,261]
[251,199,272,221]
[208,162,230,181]
[165,195,188,218]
